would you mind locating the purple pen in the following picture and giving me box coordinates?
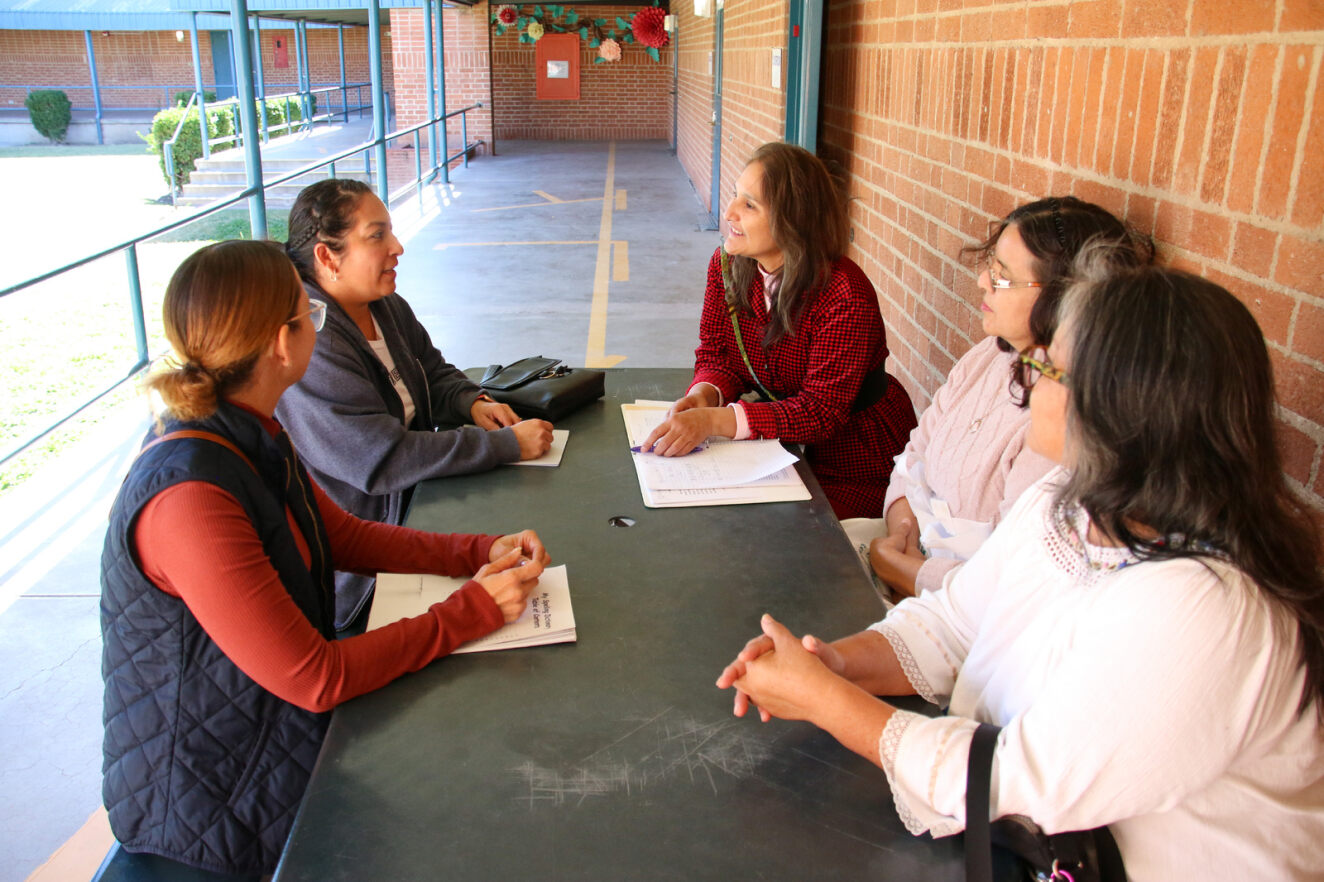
[630,444,705,455]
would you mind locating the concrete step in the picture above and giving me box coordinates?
[177,163,374,208]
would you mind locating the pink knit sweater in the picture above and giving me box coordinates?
[883,336,1055,594]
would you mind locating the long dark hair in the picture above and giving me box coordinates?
[961,196,1155,350]
[1056,257,1324,718]
[726,142,850,345]
[286,178,373,285]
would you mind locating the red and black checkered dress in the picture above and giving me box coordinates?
[691,248,917,519]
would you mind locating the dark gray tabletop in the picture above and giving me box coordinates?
[274,368,965,881]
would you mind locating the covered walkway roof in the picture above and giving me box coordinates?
[0,0,453,31]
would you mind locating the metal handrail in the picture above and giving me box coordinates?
[162,92,199,205]
[0,102,484,466]
[0,81,375,114]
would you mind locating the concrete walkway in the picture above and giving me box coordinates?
[0,137,721,881]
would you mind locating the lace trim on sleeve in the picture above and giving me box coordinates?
[872,622,939,705]
[878,711,926,835]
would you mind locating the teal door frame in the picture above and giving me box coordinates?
[783,0,823,152]
[707,5,724,229]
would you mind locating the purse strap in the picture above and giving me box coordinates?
[137,429,259,475]
[720,247,781,403]
[966,722,999,882]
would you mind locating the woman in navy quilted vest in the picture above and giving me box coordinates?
[641,142,917,519]
[100,240,549,876]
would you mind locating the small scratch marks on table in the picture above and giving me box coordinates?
[791,747,869,780]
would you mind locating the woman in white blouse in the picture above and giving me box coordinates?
[718,259,1324,881]
[845,196,1152,599]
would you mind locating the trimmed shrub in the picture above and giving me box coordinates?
[25,90,72,143]
[173,89,218,107]
[144,106,235,188]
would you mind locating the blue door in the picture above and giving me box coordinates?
[210,30,236,99]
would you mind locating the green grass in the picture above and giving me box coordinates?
[0,143,150,158]
[154,209,290,243]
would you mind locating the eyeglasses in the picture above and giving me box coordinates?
[984,255,1044,291]
[290,298,327,332]
[1016,346,1069,390]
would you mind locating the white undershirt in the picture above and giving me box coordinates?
[366,316,416,428]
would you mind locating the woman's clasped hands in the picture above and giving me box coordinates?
[474,530,551,623]
[716,614,845,723]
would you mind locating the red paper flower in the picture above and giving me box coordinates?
[631,7,669,49]
[496,4,518,25]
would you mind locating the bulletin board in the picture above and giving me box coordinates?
[536,33,581,100]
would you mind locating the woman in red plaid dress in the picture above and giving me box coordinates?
[642,143,917,518]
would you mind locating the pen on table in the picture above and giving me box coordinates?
[630,444,705,455]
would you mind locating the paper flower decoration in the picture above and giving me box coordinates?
[527,21,545,40]
[598,38,622,62]
[630,7,669,49]
[496,4,518,25]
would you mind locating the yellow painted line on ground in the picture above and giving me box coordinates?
[612,240,629,282]
[615,188,627,211]
[434,240,598,250]
[470,193,603,213]
[586,142,627,368]
[27,807,114,882]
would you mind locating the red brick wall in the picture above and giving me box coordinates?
[392,4,494,154]
[0,27,379,112]
[673,1,787,215]
[489,4,673,141]
[674,6,715,211]
[253,26,385,99]
[810,0,1324,510]
[0,30,215,110]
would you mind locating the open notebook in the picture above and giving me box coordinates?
[621,401,810,508]
[369,564,576,653]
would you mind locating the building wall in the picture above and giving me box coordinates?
[0,26,381,113]
[489,4,673,141]
[671,0,1324,512]
[0,29,215,110]
[673,0,787,217]
[391,4,494,155]
[674,6,715,211]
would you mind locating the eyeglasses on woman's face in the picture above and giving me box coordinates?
[1017,346,1069,390]
[290,298,327,332]
[984,254,1044,290]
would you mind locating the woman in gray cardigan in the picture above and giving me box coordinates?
[278,179,553,629]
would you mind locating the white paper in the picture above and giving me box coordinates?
[635,440,797,489]
[620,402,810,508]
[508,429,569,467]
[369,564,576,653]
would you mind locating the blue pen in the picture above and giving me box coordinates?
[631,444,705,455]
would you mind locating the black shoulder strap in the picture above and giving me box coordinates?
[966,722,1000,882]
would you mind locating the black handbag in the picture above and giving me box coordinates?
[966,722,1126,882]
[478,356,605,422]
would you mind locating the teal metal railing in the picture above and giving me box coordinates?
[163,84,391,206]
[0,102,483,466]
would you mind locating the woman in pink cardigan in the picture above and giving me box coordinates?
[845,197,1153,598]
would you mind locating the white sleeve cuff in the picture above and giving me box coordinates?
[870,620,940,705]
[728,401,753,440]
[868,604,962,702]
[878,710,975,839]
